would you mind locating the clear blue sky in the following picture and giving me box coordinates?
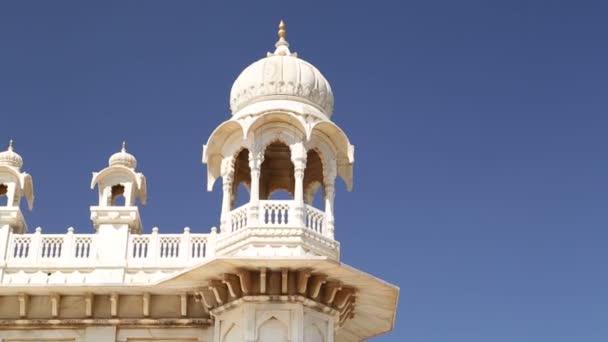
[1,1,607,341]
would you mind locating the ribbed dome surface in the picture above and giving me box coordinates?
[109,142,137,169]
[0,141,23,169]
[229,31,334,117]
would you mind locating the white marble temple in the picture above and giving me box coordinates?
[0,21,398,342]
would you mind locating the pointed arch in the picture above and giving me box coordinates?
[260,141,295,199]
[303,149,324,205]
[231,147,251,208]
[257,316,289,342]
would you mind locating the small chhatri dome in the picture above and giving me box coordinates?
[230,20,334,117]
[108,141,137,169]
[0,140,24,169]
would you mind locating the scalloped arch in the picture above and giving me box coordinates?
[244,111,307,142]
[203,120,245,192]
[251,123,305,157]
[306,138,335,178]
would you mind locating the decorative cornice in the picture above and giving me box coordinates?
[0,318,212,328]
[197,268,356,327]
[215,226,340,260]
[90,206,142,233]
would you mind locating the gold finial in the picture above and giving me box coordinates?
[274,19,290,52]
[121,141,126,152]
[8,139,13,151]
[278,20,286,40]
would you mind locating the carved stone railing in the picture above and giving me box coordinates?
[127,228,212,267]
[5,227,97,268]
[305,205,325,235]
[2,227,214,270]
[0,199,338,284]
[260,200,292,226]
[229,204,249,232]
[220,200,338,260]
[227,200,328,235]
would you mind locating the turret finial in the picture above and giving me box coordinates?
[278,20,286,40]
[274,20,291,55]
[121,141,126,152]
[8,139,13,151]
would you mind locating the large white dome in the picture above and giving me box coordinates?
[229,22,334,117]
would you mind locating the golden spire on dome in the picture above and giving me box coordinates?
[121,141,127,152]
[274,19,290,52]
[278,20,286,40]
[8,139,13,151]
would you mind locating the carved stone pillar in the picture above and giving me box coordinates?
[291,144,307,227]
[248,151,263,226]
[220,157,234,234]
[324,183,335,239]
[324,159,337,239]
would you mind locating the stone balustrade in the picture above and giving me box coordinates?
[127,227,212,267]
[219,200,339,260]
[228,200,330,236]
[0,200,338,285]
[1,226,216,271]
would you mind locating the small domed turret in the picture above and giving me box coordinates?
[0,140,34,233]
[91,142,146,208]
[90,142,147,233]
[0,140,24,170]
[108,142,137,169]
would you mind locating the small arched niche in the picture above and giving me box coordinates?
[257,317,289,342]
[110,184,126,206]
[231,148,251,208]
[0,183,8,206]
[260,141,294,200]
[303,149,324,207]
